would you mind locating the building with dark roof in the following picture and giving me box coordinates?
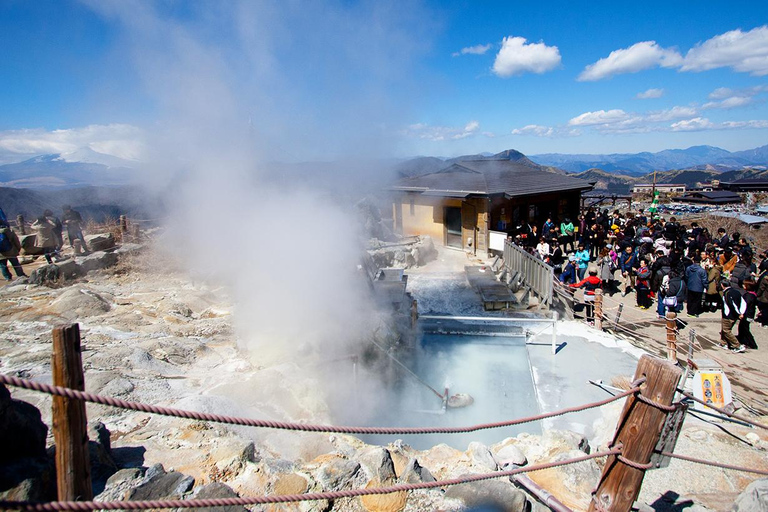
[389,159,594,252]
[718,179,768,192]
[677,190,742,204]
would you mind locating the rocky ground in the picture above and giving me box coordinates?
[0,239,767,511]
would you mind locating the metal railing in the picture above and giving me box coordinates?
[503,240,554,306]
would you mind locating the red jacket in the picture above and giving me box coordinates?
[570,275,602,295]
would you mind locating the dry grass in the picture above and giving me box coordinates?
[691,215,767,252]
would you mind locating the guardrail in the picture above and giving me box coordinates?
[503,240,554,306]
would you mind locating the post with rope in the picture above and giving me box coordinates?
[665,312,678,363]
[51,323,93,502]
[615,303,624,326]
[594,288,603,330]
[119,215,128,240]
[16,214,25,235]
[589,354,682,512]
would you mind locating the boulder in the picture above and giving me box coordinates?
[493,444,527,468]
[127,464,194,501]
[272,473,309,495]
[183,482,248,512]
[19,234,42,255]
[400,458,435,484]
[468,442,498,471]
[733,478,768,512]
[444,478,528,512]
[29,264,60,286]
[359,448,397,482]
[78,251,118,273]
[411,236,437,267]
[542,429,590,454]
[0,384,48,461]
[56,260,84,280]
[86,233,116,252]
[316,458,360,490]
[49,288,112,319]
[0,458,56,502]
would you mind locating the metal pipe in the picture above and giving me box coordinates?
[420,315,555,323]
[512,474,574,512]
[551,311,558,354]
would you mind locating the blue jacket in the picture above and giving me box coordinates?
[684,263,708,293]
[560,262,577,284]
[574,249,590,269]
[619,250,637,273]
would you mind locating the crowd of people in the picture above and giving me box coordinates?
[0,205,88,281]
[511,207,768,354]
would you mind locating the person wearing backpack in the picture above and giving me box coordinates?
[658,269,686,319]
[0,224,26,281]
[720,278,746,353]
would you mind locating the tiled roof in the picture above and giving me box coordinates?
[393,160,593,197]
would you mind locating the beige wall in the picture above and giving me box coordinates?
[395,194,462,245]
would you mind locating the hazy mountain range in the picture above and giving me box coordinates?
[0,151,136,189]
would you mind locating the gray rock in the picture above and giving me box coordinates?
[89,421,112,454]
[57,260,84,280]
[493,444,527,468]
[316,459,360,490]
[732,478,768,512]
[400,458,435,484]
[444,477,528,512]
[106,468,143,486]
[78,251,118,273]
[114,243,144,256]
[469,442,498,471]
[0,384,47,461]
[29,264,60,286]
[49,288,111,319]
[183,482,247,512]
[0,458,56,503]
[101,377,134,396]
[85,233,116,252]
[359,447,397,482]
[127,464,195,501]
[543,429,590,454]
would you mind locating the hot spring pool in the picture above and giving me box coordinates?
[360,328,541,450]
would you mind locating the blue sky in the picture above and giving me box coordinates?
[1,0,767,163]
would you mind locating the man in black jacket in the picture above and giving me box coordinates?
[720,278,746,353]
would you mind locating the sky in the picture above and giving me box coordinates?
[1,0,768,164]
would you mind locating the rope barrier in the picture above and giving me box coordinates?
[678,390,768,431]
[656,451,768,476]
[0,374,640,436]
[0,448,621,511]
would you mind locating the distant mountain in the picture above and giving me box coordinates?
[0,152,136,189]
[395,149,564,178]
[531,144,768,174]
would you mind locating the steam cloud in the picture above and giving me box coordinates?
[82,1,436,421]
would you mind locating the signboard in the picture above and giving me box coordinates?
[489,230,507,251]
[692,369,732,412]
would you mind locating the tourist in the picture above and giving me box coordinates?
[597,247,614,295]
[635,260,653,309]
[703,251,723,313]
[569,267,602,324]
[738,280,757,349]
[549,238,564,270]
[535,237,550,260]
[62,205,88,252]
[44,209,64,251]
[31,215,58,264]
[756,259,768,328]
[0,223,26,281]
[574,243,590,280]
[618,245,638,297]
[542,217,555,238]
[684,254,708,317]
[720,278,746,353]
[560,217,575,253]
[657,269,686,319]
[559,255,577,285]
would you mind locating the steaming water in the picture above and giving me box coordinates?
[360,332,540,450]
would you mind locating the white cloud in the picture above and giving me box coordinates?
[708,87,736,100]
[492,36,561,77]
[670,117,714,131]
[636,88,664,99]
[511,124,554,137]
[721,119,768,129]
[404,120,481,141]
[452,44,492,57]
[578,41,682,81]
[568,109,630,126]
[681,26,768,75]
[703,96,754,109]
[0,124,144,163]
[645,106,699,122]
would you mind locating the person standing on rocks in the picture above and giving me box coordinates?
[720,278,746,353]
[62,205,88,252]
[44,209,64,251]
[32,215,59,264]
[0,222,27,281]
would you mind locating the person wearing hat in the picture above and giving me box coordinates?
[720,278,746,353]
[559,255,577,285]
[570,266,602,325]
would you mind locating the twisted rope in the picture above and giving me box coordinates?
[678,389,768,431]
[657,451,768,476]
[0,374,639,435]
[0,449,620,511]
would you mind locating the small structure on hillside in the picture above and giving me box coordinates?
[677,190,741,205]
[632,183,686,195]
[718,178,768,192]
[388,160,593,254]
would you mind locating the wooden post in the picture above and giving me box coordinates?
[73,239,83,255]
[665,312,678,363]
[615,303,624,325]
[411,299,418,330]
[589,354,682,512]
[594,288,603,330]
[119,215,128,233]
[16,214,25,235]
[52,324,93,501]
